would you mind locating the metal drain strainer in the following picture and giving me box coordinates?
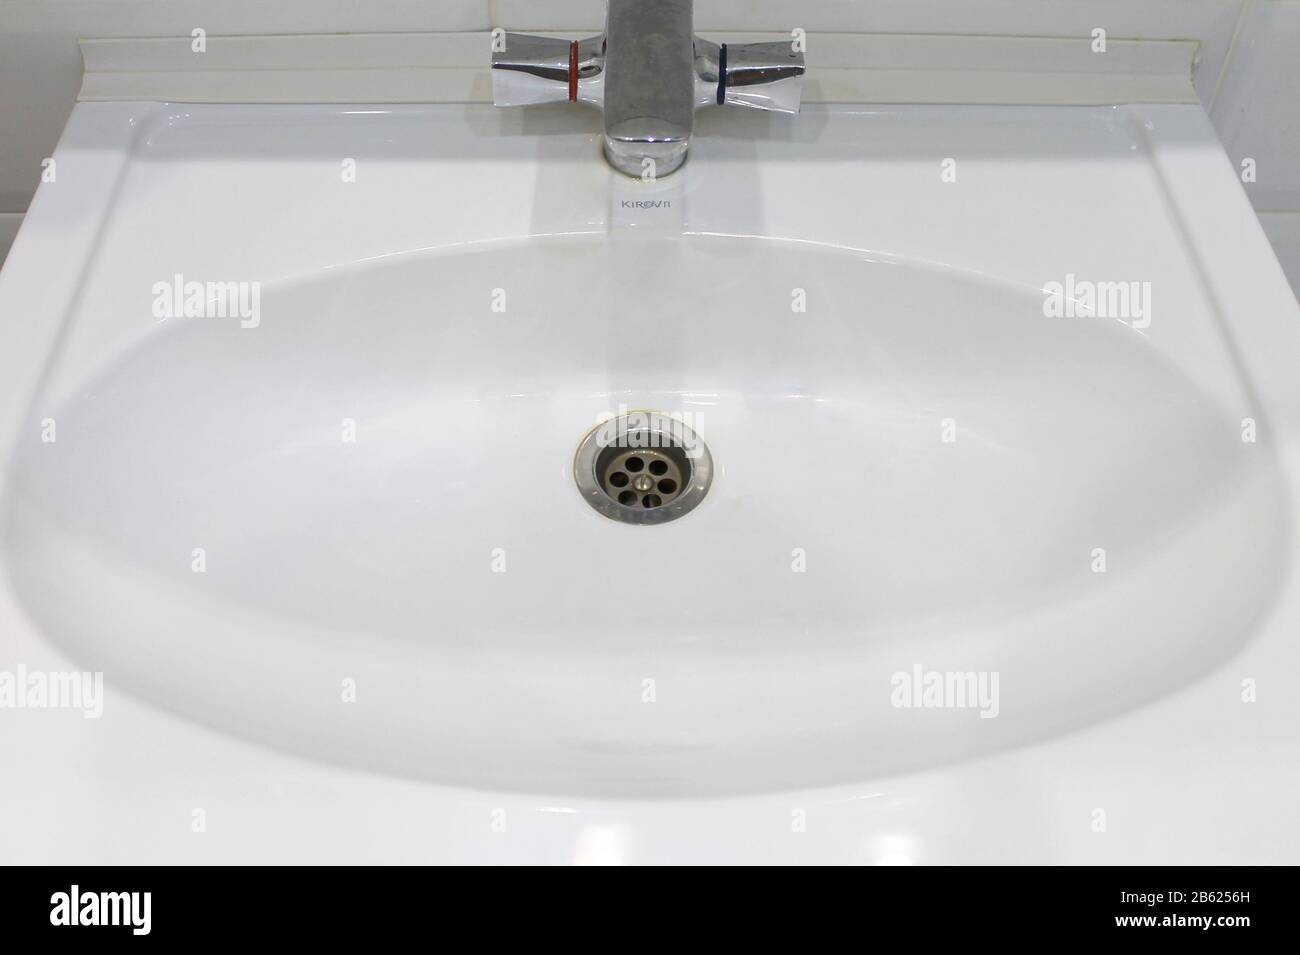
[574,411,712,525]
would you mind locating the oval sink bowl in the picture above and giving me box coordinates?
[5,234,1286,796]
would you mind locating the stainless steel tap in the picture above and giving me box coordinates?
[490,0,804,177]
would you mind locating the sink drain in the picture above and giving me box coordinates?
[574,412,712,525]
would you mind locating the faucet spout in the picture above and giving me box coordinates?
[602,0,696,177]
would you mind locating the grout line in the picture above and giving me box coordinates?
[1207,0,1250,114]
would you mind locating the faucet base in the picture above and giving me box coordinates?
[603,124,690,178]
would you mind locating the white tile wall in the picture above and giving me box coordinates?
[1210,1,1300,211]
[1208,1,1300,299]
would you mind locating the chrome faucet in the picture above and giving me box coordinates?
[491,0,804,177]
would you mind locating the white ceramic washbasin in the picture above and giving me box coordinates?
[2,100,1299,862]
[3,232,1289,796]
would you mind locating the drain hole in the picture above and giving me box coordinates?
[601,448,686,510]
[576,412,713,525]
